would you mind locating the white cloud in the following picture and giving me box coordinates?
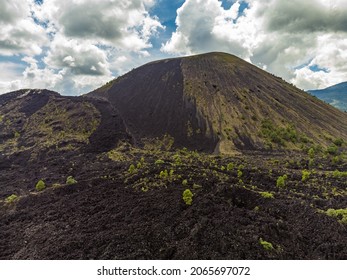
[37,0,163,52]
[0,0,165,95]
[0,0,48,56]
[162,0,347,89]
[291,34,347,89]
[261,0,347,33]
[19,56,112,96]
[44,35,111,76]
[0,0,28,24]
[161,0,261,59]
[0,62,25,94]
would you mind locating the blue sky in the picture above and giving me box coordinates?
[1,0,347,95]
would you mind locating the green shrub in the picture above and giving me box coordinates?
[5,194,18,203]
[308,147,315,158]
[193,183,202,189]
[260,119,300,146]
[332,156,341,165]
[260,192,274,199]
[182,189,193,205]
[226,162,234,171]
[325,208,347,224]
[155,159,165,165]
[66,176,77,185]
[237,170,243,178]
[332,170,347,178]
[301,170,310,182]
[333,138,344,147]
[182,179,188,186]
[173,154,182,165]
[326,145,338,155]
[128,164,136,174]
[35,180,46,191]
[276,175,287,188]
[159,170,168,179]
[259,238,274,250]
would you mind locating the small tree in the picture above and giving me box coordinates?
[66,176,77,185]
[226,162,234,171]
[159,170,168,179]
[302,170,310,182]
[259,238,274,250]
[276,175,287,188]
[36,180,46,192]
[128,164,136,174]
[308,147,315,158]
[182,189,193,205]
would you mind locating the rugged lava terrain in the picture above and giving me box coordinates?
[0,53,347,259]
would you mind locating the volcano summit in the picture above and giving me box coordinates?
[90,52,347,154]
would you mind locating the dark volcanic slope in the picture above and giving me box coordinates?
[1,151,347,260]
[309,82,347,112]
[90,52,347,153]
[0,89,129,156]
[91,57,218,152]
[0,89,130,197]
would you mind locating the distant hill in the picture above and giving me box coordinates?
[308,82,347,112]
[89,52,347,153]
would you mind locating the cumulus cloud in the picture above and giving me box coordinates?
[263,0,347,33]
[291,33,347,89]
[37,0,163,51]
[0,0,48,56]
[0,0,164,95]
[162,0,347,89]
[0,0,28,24]
[20,55,112,95]
[44,36,111,76]
[0,62,25,94]
[161,0,261,59]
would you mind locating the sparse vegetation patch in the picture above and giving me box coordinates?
[259,238,274,250]
[35,180,46,192]
[5,194,18,203]
[325,208,347,224]
[66,176,77,185]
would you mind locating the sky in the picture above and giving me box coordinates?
[1,0,347,95]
